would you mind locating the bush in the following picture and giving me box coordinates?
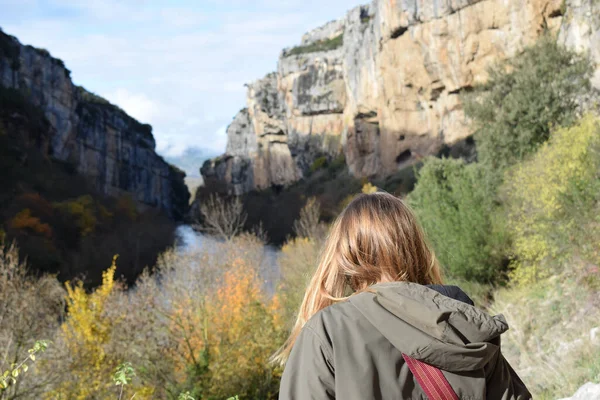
[278,237,322,326]
[463,35,592,182]
[284,34,343,57]
[502,115,600,285]
[293,197,322,239]
[408,158,506,283]
[30,234,284,399]
[309,156,327,173]
[0,243,64,399]
[328,153,346,172]
[198,194,247,241]
[48,257,131,399]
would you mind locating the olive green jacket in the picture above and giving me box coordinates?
[279,282,530,400]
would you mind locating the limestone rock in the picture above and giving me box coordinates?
[373,0,564,175]
[203,0,582,194]
[279,40,346,172]
[200,155,254,197]
[247,73,299,188]
[0,30,189,219]
[558,382,600,400]
[202,75,299,196]
[226,108,257,157]
[559,0,600,88]
[203,108,256,196]
[343,4,382,177]
[299,18,345,46]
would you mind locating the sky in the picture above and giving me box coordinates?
[0,0,364,158]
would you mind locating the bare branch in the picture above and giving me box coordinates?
[293,197,321,239]
[198,194,247,241]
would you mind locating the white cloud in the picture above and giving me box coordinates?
[106,88,160,122]
[213,125,228,152]
[159,8,207,27]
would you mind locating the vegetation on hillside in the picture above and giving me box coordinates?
[462,35,592,183]
[0,85,178,287]
[408,159,505,283]
[0,235,284,399]
[406,35,600,398]
[284,34,343,57]
[410,36,593,286]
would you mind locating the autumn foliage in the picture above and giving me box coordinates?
[4,233,285,400]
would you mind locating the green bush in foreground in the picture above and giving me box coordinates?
[408,158,505,283]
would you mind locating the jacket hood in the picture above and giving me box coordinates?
[349,282,509,372]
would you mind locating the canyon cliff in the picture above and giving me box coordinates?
[203,0,599,195]
[0,29,189,219]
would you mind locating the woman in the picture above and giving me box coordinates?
[275,192,530,400]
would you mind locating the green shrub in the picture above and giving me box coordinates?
[328,153,346,172]
[284,34,343,57]
[463,35,592,182]
[408,158,505,283]
[309,156,328,173]
[502,115,600,285]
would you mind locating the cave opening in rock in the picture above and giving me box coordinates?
[396,149,412,164]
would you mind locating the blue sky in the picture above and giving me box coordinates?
[0,0,364,157]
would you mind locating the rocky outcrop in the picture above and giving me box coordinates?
[279,26,346,173]
[247,73,299,189]
[0,29,189,219]
[202,109,256,196]
[558,382,600,400]
[202,0,576,194]
[225,108,257,157]
[343,4,382,177]
[373,0,563,175]
[201,75,299,196]
[559,0,600,88]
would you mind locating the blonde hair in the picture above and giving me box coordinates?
[273,192,442,364]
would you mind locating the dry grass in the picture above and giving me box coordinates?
[491,269,600,398]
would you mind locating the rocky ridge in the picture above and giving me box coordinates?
[0,29,189,219]
[202,0,600,195]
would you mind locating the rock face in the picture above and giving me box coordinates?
[203,0,576,194]
[558,382,600,400]
[201,75,300,196]
[0,29,189,219]
[373,0,563,175]
[559,0,600,88]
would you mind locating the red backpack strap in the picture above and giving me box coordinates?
[402,354,459,400]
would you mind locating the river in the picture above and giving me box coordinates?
[174,225,282,294]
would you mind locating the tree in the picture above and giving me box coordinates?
[502,115,600,285]
[463,35,592,183]
[198,195,247,241]
[408,158,505,282]
[292,197,321,239]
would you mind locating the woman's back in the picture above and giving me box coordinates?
[279,282,530,400]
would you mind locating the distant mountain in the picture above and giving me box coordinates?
[166,147,217,177]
